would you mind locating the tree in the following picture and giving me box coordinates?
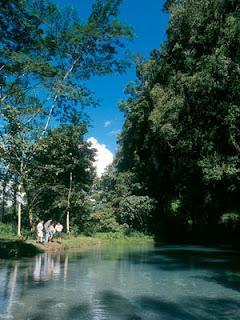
[26,121,96,232]
[92,164,155,234]
[0,0,132,235]
[117,0,240,240]
[118,195,156,232]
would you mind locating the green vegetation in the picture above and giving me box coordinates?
[110,0,240,244]
[55,232,153,250]
[0,223,17,240]
[0,0,132,237]
[0,240,42,258]
[0,221,153,257]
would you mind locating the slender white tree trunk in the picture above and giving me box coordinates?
[17,183,22,237]
[66,171,73,234]
[66,209,70,234]
[17,158,24,237]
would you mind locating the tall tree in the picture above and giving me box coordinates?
[26,121,96,232]
[0,0,132,235]
[117,0,240,240]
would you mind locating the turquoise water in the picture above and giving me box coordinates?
[0,244,239,320]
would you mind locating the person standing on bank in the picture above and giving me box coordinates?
[36,220,44,243]
[55,222,63,244]
[49,222,55,242]
[44,219,52,243]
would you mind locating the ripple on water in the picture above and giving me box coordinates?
[0,245,239,320]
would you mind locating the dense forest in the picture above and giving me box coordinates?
[1,0,240,245]
[112,0,240,243]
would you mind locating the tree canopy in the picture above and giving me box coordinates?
[114,0,240,241]
[0,0,132,234]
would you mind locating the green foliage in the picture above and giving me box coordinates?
[93,231,125,240]
[170,198,182,216]
[70,224,80,236]
[0,223,16,240]
[116,0,240,239]
[0,0,132,234]
[84,204,120,235]
[94,165,156,234]
[93,231,153,241]
[26,122,95,225]
[220,213,240,225]
[117,195,156,232]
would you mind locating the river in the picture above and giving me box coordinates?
[0,244,239,319]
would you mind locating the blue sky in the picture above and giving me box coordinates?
[54,0,169,154]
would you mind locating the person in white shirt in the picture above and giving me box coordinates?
[36,220,44,243]
[55,222,63,243]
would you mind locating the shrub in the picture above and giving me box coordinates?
[117,195,157,232]
[0,223,16,240]
[83,204,120,235]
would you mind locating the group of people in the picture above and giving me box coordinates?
[36,220,63,244]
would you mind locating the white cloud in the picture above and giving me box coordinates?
[108,129,120,137]
[104,120,111,127]
[87,137,113,177]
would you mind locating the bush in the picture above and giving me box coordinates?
[71,224,80,236]
[83,204,121,235]
[220,213,240,225]
[0,223,16,240]
[117,195,157,232]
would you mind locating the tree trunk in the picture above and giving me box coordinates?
[66,171,73,234]
[17,183,22,237]
[13,178,17,218]
[17,182,23,237]
[17,155,25,237]
[66,209,70,234]
[29,207,35,234]
[1,177,6,222]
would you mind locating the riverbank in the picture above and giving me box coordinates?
[30,233,154,252]
[29,235,102,253]
[0,240,42,258]
[0,233,154,258]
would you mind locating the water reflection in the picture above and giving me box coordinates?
[0,262,19,318]
[0,263,18,319]
[0,253,69,319]
[0,245,239,320]
[33,253,62,282]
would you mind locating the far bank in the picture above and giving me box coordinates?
[0,233,154,258]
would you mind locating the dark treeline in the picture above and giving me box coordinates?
[101,0,240,244]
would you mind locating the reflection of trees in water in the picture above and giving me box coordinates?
[0,253,69,319]
[1,247,239,320]
[0,262,19,318]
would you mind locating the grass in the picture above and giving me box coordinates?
[51,234,102,250]
[93,231,153,242]
[0,222,154,258]
[27,232,153,253]
[0,223,17,240]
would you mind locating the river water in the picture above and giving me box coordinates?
[0,244,239,320]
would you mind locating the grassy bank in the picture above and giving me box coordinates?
[0,223,42,258]
[28,235,102,252]
[30,232,154,252]
[0,223,154,258]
